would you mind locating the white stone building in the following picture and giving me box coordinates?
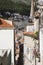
[23,31,36,65]
[0,18,14,65]
[33,18,39,32]
[40,28,43,65]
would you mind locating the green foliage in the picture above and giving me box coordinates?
[34,31,39,39]
[0,0,31,16]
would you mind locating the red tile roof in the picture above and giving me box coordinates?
[0,18,13,28]
[23,31,34,36]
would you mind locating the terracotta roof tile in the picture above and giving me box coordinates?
[23,31,34,36]
[0,18,13,28]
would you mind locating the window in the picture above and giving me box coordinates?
[26,48,29,54]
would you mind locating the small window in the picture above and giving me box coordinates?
[26,48,29,54]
